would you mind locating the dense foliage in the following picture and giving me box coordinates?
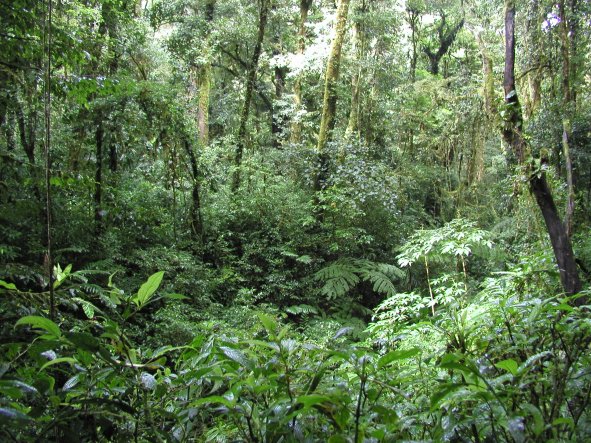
[1,0,590,441]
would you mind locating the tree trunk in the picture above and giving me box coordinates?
[407,7,420,83]
[523,0,543,118]
[272,24,286,149]
[314,0,350,195]
[423,14,464,76]
[197,0,215,148]
[184,138,203,241]
[558,0,575,237]
[197,66,211,147]
[109,137,117,172]
[290,0,313,145]
[231,0,269,192]
[345,1,367,139]
[503,0,583,301]
[16,96,36,164]
[94,121,104,234]
[475,32,494,117]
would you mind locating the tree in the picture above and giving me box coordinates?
[313,0,350,198]
[502,0,582,300]
[422,9,464,76]
[290,0,314,145]
[231,0,270,192]
[196,0,216,148]
[345,0,369,139]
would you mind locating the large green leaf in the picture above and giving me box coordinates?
[66,332,102,353]
[495,358,518,376]
[39,357,77,371]
[296,394,332,408]
[377,348,420,369]
[134,271,164,307]
[219,346,253,370]
[430,383,465,410]
[191,395,235,408]
[0,280,17,290]
[522,403,544,436]
[15,316,61,338]
[257,313,278,337]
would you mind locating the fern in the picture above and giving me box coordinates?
[285,304,319,316]
[315,261,360,299]
[315,258,403,300]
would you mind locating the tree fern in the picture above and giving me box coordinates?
[315,258,403,300]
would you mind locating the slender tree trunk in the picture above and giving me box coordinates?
[184,138,203,241]
[476,32,494,117]
[290,0,313,145]
[314,0,350,196]
[558,0,575,237]
[197,65,211,147]
[524,0,543,118]
[16,93,36,164]
[346,1,367,139]
[568,0,578,107]
[503,0,582,300]
[109,136,117,172]
[407,7,420,83]
[272,23,286,149]
[94,121,104,234]
[197,0,215,148]
[0,72,8,130]
[231,0,269,192]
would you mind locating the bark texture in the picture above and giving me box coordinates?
[503,0,583,301]
[314,0,350,194]
[558,0,575,237]
[290,0,313,145]
[345,1,367,139]
[197,0,215,148]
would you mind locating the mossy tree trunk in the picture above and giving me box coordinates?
[197,0,215,148]
[557,0,575,237]
[231,0,270,192]
[185,0,215,242]
[313,0,350,199]
[503,0,582,301]
[345,0,368,139]
[524,0,544,118]
[271,14,287,149]
[290,0,313,145]
[423,12,464,76]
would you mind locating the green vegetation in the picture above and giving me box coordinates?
[1,0,590,441]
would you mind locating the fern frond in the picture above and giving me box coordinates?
[285,304,319,315]
[315,258,402,300]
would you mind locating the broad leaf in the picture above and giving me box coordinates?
[40,357,77,371]
[219,346,252,370]
[135,271,164,307]
[296,394,332,408]
[257,313,277,337]
[15,316,61,338]
[496,359,518,376]
[377,348,420,369]
[0,280,17,290]
[191,395,235,408]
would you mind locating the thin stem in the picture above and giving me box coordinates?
[424,256,435,315]
[44,0,55,320]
